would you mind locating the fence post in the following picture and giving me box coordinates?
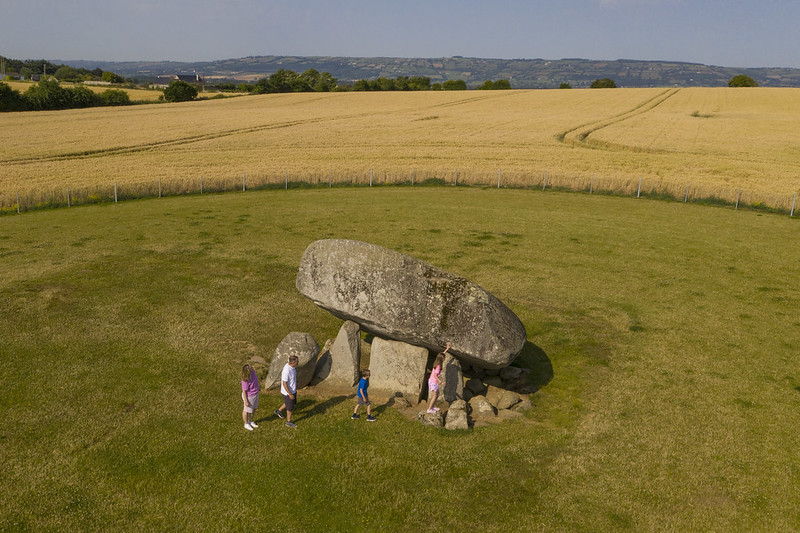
[17,192,20,214]
[243,173,246,192]
[412,169,415,186]
[455,168,458,186]
[791,194,797,217]
[67,187,71,207]
[285,171,288,190]
[497,169,501,188]
[590,175,594,194]
[370,168,373,187]
[684,183,690,203]
[200,176,203,194]
[735,188,741,210]
[114,182,118,202]
[329,169,332,188]
[158,179,162,198]
[637,177,642,198]
[543,172,547,190]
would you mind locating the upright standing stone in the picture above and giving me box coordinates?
[295,239,527,369]
[264,332,319,390]
[442,353,464,402]
[369,337,430,402]
[325,321,361,387]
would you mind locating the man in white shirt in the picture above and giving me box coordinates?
[274,355,298,428]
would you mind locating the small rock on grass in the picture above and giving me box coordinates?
[417,411,444,427]
[468,395,497,417]
[511,397,533,412]
[445,403,470,430]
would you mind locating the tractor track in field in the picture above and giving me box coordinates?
[556,88,681,152]
[1,92,518,167]
[0,116,341,166]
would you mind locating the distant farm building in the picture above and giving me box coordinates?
[153,74,205,89]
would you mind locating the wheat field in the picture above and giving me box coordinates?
[2,88,799,209]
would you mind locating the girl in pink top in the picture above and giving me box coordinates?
[241,364,260,431]
[427,343,450,414]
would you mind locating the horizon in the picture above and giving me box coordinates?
[1,1,799,70]
[22,54,800,74]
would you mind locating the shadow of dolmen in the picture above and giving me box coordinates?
[421,341,554,426]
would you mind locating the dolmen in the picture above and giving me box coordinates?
[274,239,530,429]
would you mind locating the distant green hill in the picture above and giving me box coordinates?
[63,55,800,88]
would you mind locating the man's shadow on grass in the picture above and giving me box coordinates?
[292,394,351,423]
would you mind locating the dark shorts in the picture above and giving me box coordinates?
[357,396,370,406]
[283,393,296,412]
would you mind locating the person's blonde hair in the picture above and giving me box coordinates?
[433,354,445,369]
[241,363,253,382]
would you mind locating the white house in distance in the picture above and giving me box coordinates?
[153,74,205,89]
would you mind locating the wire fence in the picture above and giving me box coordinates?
[1,168,798,218]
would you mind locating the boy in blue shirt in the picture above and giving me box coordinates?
[352,369,376,421]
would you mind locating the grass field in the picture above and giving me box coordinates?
[2,88,799,211]
[1,188,798,531]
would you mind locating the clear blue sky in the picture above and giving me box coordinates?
[2,0,799,68]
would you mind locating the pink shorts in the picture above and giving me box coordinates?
[429,381,439,392]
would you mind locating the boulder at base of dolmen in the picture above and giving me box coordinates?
[295,239,526,369]
[445,399,470,430]
[264,332,319,390]
[417,410,444,428]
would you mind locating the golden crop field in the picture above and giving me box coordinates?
[2,87,799,209]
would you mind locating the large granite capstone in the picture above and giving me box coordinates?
[295,239,526,369]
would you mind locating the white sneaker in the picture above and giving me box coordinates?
[250,421,258,428]
[244,423,253,431]
[432,407,440,412]
[426,409,436,414]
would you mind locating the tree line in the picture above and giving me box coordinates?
[348,77,510,91]
[2,57,132,84]
[229,68,510,93]
[0,80,130,111]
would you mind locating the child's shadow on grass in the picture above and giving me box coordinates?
[373,400,394,417]
[292,394,351,423]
